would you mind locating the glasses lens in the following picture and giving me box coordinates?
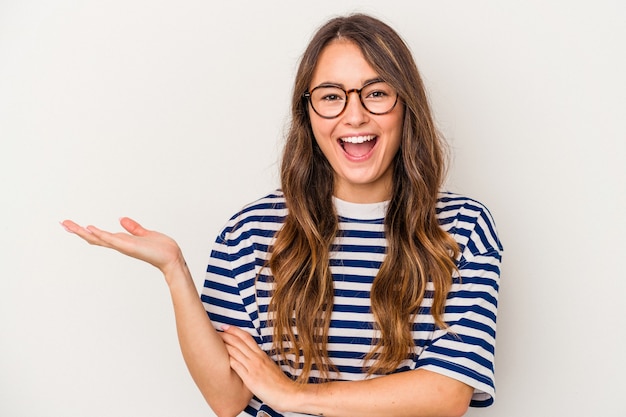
[360,82,397,114]
[310,86,346,118]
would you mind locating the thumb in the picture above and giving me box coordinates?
[119,217,149,236]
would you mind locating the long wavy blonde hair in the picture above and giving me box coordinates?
[267,14,460,381]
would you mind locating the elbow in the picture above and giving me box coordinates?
[445,402,470,417]
[205,393,250,417]
[199,377,252,417]
[441,390,471,417]
[430,382,472,417]
[210,403,246,417]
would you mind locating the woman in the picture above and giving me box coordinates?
[62,13,502,417]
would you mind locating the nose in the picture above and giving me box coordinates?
[341,90,369,126]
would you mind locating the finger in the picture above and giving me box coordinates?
[220,331,268,373]
[119,217,150,237]
[85,225,137,252]
[62,221,117,246]
[61,220,113,248]
[226,352,248,379]
[60,219,87,234]
[221,325,262,352]
[223,341,252,374]
[220,332,251,357]
[223,341,245,360]
[63,220,143,252]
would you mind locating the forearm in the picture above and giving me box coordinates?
[288,369,472,417]
[165,261,252,416]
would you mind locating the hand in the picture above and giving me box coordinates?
[61,217,186,278]
[220,325,299,413]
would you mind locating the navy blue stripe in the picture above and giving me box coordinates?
[222,227,278,246]
[201,294,245,313]
[331,244,386,254]
[332,273,376,284]
[445,304,498,326]
[329,319,377,329]
[203,278,238,295]
[336,229,386,239]
[447,289,498,309]
[456,274,499,289]
[445,333,496,355]
[332,303,371,313]
[328,336,374,345]
[338,216,384,224]
[334,290,371,299]
[207,312,255,330]
[329,258,382,268]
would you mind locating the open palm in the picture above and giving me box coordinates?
[61,217,185,276]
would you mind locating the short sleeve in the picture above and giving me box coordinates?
[416,199,503,407]
[200,223,263,344]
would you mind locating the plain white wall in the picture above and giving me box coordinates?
[1,1,624,416]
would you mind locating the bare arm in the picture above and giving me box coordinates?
[291,370,473,417]
[221,325,473,417]
[61,218,253,417]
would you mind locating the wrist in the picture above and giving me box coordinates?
[161,253,191,287]
[286,383,320,416]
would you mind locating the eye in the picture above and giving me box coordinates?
[321,93,343,102]
[366,90,388,99]
[362,82,394,101]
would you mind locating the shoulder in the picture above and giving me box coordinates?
[228,190,287,221]
[437,191,503,258]
[436,191,495,226]
[217,190,288,242]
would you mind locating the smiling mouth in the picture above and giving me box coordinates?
[339,135,377,158]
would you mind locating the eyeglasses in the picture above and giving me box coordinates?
[303,79,398,119]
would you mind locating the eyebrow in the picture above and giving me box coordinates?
[312,77,384,90]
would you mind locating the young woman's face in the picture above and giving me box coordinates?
[308,39,404,203]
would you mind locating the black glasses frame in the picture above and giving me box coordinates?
[303,79,399,119]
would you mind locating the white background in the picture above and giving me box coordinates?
[1,1,624,416]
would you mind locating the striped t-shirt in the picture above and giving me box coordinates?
[202,190,503,415]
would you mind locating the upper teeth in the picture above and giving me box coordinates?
[341,135,375,144]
